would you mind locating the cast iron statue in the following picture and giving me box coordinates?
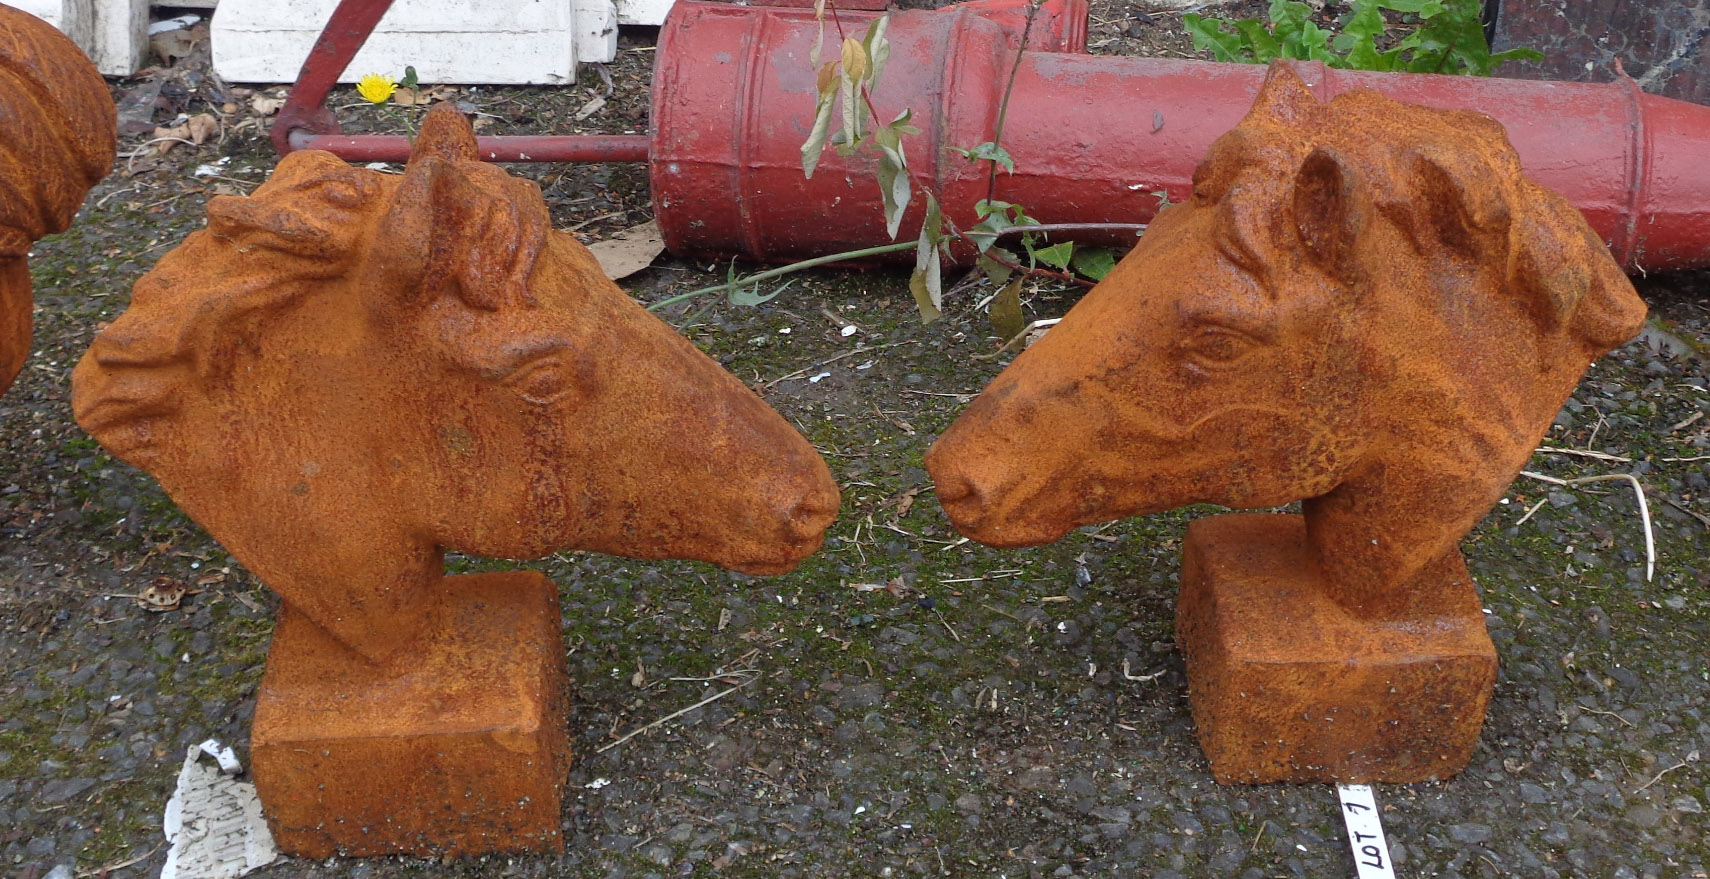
[926,65,1646,783]
[73,104,841,854]
[1,2,115,395]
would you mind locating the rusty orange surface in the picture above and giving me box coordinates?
[0,3,115,395]
[927,66,1645,783]
[73,104,840,852]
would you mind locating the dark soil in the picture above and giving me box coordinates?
[2,2,1707,879]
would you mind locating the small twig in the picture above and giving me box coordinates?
[1514,497,1549,528]
[994,222,1147,238]
[1668,411,1704,433]
[1581,707,1635,728]
[1663,455,1710,463]
[761,341,910,389]
[1519,471,1654,581]
[1634,759,1689,792]
[1121,657,1164,682]
[986,0,1042,206]
[934,609,961,642]
[979,603,1028,624]
[596,674,759,753]
[1664,497,1710,530]
[76,845,160,877]
[1250,820,1269,855]
[1536,446,1632,464]
[645,241,916,311]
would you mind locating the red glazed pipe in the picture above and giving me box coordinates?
[649,0,1710,272]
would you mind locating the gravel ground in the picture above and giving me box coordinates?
[2,3,1708,879]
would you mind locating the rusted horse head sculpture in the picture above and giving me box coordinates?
[1,4,115,395]
[928,66,1646,620]
[74,104,841,663]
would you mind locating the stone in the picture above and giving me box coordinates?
[72,104,839,856]
[927,65,1644,783]
[0,4,116,396]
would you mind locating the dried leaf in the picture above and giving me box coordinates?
[573,95,606,121]
[988,275,1026,342]
[185,113,218,144]
[249,95,285,116]
[138,576,189,612]
[586,220,665,280]
[840,37,869,83]
[893,486,922,520]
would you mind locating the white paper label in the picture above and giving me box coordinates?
[1336,783,1398,879]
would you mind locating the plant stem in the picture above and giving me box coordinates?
[987,0,1042,206]
[645,241,916,311]
[1000,223,1148,237]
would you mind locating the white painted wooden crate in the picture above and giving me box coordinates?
[210,0,617,85]
[12,0,150,75]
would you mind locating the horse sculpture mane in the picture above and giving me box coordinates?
[1188,70,1639,358]
[75,154,381,445]
[75,110,548,460]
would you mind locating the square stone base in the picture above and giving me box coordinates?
[1176,514,1497,784]
[252,571,571,857]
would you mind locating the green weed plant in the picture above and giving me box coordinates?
[1183,0,1541,76]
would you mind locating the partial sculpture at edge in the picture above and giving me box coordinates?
[1,3,116,396]
[926,64,1647,783]
[72,103,841,854]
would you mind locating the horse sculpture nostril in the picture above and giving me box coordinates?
[930,471,978,508]
[781,490,840,541]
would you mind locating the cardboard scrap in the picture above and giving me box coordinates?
[162,741,278,879]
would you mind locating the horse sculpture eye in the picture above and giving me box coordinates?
[1180,327,1254,369]
[505,356,577,406]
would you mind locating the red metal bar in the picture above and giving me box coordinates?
[289,133,653,163]
[272,0,398,155]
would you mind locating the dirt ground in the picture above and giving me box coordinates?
[2,1,1708,878]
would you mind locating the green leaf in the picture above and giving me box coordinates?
[876,136,911,240]
[1233,18,1281,62]
[800,88,837,179]
[957,141,1015,174]
[988,274,1026,342]
[910,196,943,322]
[730,277,792,307]
[1181,14,1246,62]
[837,40,866,156]
[1070,247,1117,281]
[862,16,891,85]
[977,250,1016,285]
[1028,240,1074,271]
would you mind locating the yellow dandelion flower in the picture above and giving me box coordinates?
[356,73,397,105]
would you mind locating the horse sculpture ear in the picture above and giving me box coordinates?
[1292,146,1364,278]
[1507,192,1647,351]
[420,164,546,310]
[412,102,481,163]
[372,106,546,313]
[1405,145,1513,261]
[1250,62,1320,128]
